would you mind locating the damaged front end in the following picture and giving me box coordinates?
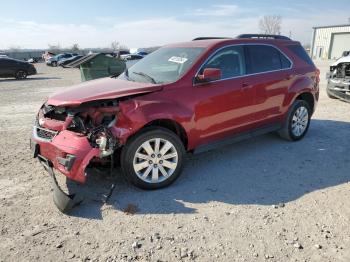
[327,61,350,102]
[30,99,121,212]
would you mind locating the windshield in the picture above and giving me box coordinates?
[118,47,204,84]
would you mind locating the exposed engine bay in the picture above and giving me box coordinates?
[38,99,120,158]
[31,99,127,212]
[329,62,350,79]
[327,57,350,103]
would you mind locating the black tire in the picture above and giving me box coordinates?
[278,100,311,141]
[15,70,28,80]
[121,127,185,190]
[326,88,338,99]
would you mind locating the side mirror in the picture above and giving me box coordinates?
[196,68,221,83]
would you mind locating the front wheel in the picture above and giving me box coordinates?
[121,128,185,190]
[278,100,311,141]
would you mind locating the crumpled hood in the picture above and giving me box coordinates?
[47,77,162,106]
[332,55,350,66]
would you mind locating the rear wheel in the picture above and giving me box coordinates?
[121,128,185,190]
[278,100,311,141]
[15,70,27,80]
[52,61,57,67]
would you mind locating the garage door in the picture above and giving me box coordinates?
[330,33,350,59]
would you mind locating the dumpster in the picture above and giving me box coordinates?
[67,53,126,81]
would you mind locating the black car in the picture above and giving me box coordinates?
[0,57,37,79]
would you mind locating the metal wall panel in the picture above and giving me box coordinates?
[311,25,350,60]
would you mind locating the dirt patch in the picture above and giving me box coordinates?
[0,62,349,261]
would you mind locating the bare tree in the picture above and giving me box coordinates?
[111,41,120,52]
[259,15,282,35]
[71,43,80,52]
[48,43,61,54]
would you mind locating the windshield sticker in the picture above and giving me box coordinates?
[168,56,188,64]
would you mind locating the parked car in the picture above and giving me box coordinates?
[58,55,84,67]
[136,51,149,56]
[326,55,350,102]
[0,57,37,79]
[27,57,42,63]
[121,54,144,68]
[42,51,56,62]
[31,34,319,212]
[46,53,78,67]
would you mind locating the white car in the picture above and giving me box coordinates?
[326,54,350,102]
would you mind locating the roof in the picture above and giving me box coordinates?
[313,24,350,29]
[165,38,297,49]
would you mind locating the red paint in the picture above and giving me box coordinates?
[33,38,319,183]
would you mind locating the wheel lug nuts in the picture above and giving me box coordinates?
[159,160,163,164]
[149,160,153,164]
[154,164,158,167]
[157,154,161,158]
[151,154,155,158]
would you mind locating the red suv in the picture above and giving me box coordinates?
[31,34,319,211]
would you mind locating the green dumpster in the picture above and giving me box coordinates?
[67,53,126,82]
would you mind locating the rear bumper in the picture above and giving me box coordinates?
[31,126,100,184]
[327,79,350,102]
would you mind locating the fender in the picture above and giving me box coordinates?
[111,96,194,147]
[283,75,315,112]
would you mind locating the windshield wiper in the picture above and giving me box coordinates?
[132,71,157,84]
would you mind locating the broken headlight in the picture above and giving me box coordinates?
[88,126,117,158]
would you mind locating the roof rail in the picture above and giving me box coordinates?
[236,34,291,40]
[192,37,232,41]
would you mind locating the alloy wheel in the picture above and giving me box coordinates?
[133,138,178,183]
[291,106,309,137]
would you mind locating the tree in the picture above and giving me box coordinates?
[48,43,61,53]
[71,43,80,52]
[259,15,282,35]
[111,41,120,52]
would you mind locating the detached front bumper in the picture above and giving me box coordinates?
[31,126,102,212]
[31,126,100,184]
[327,78,350,103]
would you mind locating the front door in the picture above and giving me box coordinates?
[192,45,255,146]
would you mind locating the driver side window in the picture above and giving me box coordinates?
[201,46,246,79]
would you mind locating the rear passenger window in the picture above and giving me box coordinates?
[247,45,291,74]
[287,45,314,66]
[201,46,246,79]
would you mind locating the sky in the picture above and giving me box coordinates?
[0,0,349,50]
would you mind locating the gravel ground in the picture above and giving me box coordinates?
[0,61,349,262]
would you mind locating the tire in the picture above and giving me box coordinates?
[326,88,338,99]
[52,61,57,67]
[15,70,28,80]
[278,100,311,141]
[121,127,185,190]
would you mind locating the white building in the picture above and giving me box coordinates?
[311,24,350,60]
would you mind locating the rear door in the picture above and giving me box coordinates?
[244,44,292,126]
